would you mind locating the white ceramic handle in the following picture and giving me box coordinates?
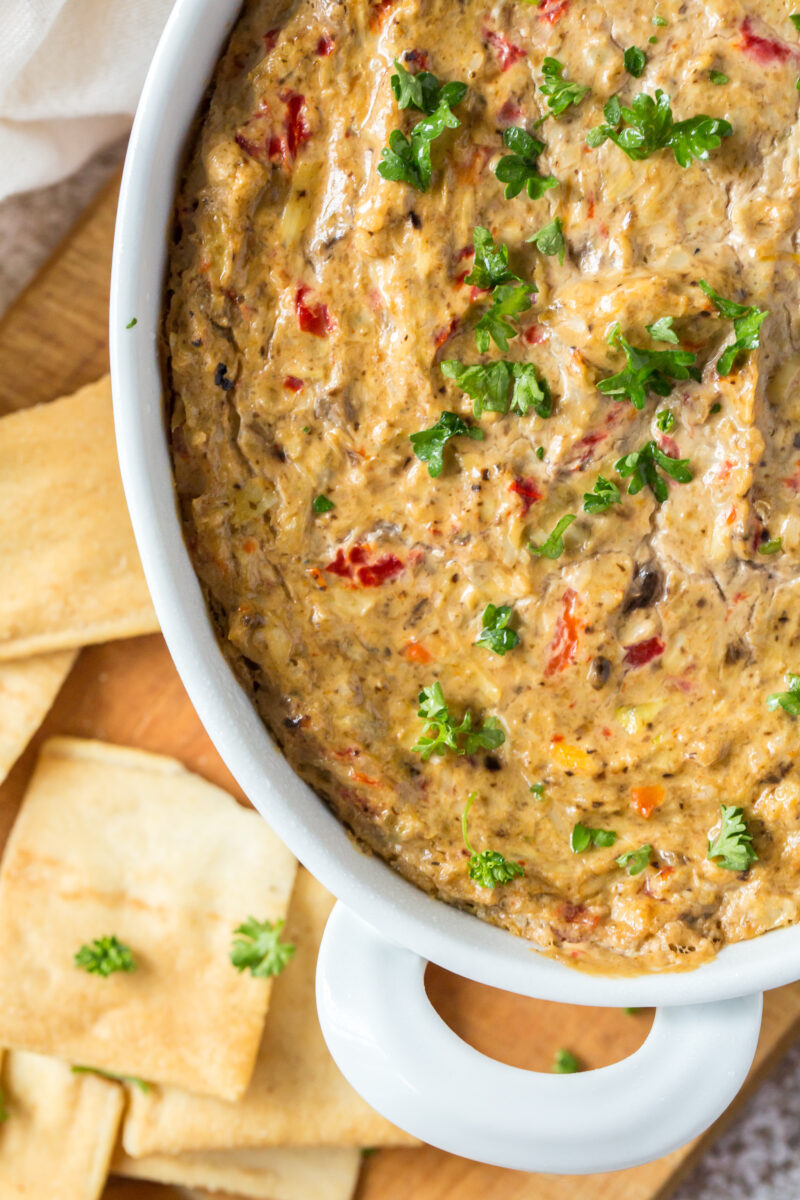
[316,901,762,1173]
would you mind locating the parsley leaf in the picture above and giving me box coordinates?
[74,935,136,978]
[624,46,646,78]
[410,412,484,477]
[312,494,334,513]
[475,603,520,655]
[646,315,679,344]
[413,684,505,760]
[767,673,800,717]
[615,439,692,504]
[758,537,783,556]
[583,475,621,514]
[571,822,617,853]
[230,917,296,978]
[616,844,652,875]
[553,1048,581,1073]
[707,805,757,872]
[495,126,558,200]
[527,216,566,264]
[529,513,576,559]
[587,89,732,167]
[72,1066,150,1093]
[539,57,590,118]
[698,280,768,375]
[598,323,697,409]
[709,69,729,85]
[389,60,465,113]
[530,782,545,797]
[655,408,675,432]
[791,13,800,30]
[441,360,551,418]
[461,792,524,887]
[474,283,534,353]
[379,72,467,192]
[466,226,521,289]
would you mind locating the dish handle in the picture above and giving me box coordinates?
[316,901,762,1174]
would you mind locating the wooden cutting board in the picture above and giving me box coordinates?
[2,171,800,1200]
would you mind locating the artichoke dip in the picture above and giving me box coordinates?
[166,0,800,972]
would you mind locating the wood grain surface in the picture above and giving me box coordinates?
[2,170,799,1200]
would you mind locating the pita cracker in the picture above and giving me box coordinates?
[112,1145,360,1200]
[0,1049,123,1199]
[0,737,297,1099]
[123,869,419,1155]
[0,650,75,784]
[0,376,158,660]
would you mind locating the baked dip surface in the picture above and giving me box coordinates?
[166,0,800,973]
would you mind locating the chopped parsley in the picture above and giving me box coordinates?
[698,280,768,375]
[586,89,732,167]
[646,315,679,344]
[474,283,535,353]
[71,1066,150,1093]
[461,792,524,887]
[410,412,484,477]
[475,603,520,655]
[230,917,296,978]
[74,935,136,978]
[583,475,621,514]
[527,216,566,264]
[412,683,505,760]
[616,844,652,875]
[758,537,783,556]
[379,65,467,191]
[466,226,521,290]
[624,46,646,78]
[655,408,676,432]
[598,322,698,410]
[707,805,757,872]
[652,13,668,25]
[791,13,800,30]
[615,439,692,504]
[538,57,590,118]
[536,445,545,460]
[312,494,335,514]
[570,822,617,852]
[441,360,551,418]
[709,402,722,414]
[649,35,658,43]
[553,1048,581,1073]
[125,317,138,329]
[767,672,800,717]
[530,782,545,797]
[529,513,576,559]
[495,126,558,200]
[709,69,729,85]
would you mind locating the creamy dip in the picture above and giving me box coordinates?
[166,0,800,972]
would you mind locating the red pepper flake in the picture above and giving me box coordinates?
[405,640,433,664]
[658,434,680,459]
[523,323,548,346]
[738,16,795,63]
[572,429,607,471]
[369,0,398,30]
[498,98,523,124]
[351,770,380,786]
[454,270,469,287]
[325,549,351,577]
[469,285,490,304]
[483,27,525,71]
[509,477,543,514]
[283,375,304,392]
[324,544,405,586]
[241,538,257,554]
[281,91,312,159]
[295,285,333,337]
[316,34,335,55]
[545,588,581,677]
[263,28,280,51]
[538,0,569,23]
[586,194,595,218]
[456,245,475,261]
[404,48,431,70]
[434,316,459,348]
[623,637,665,668]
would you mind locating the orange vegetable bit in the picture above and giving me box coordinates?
[630,784,665,819]
[404,639,433,664]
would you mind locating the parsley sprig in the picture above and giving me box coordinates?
[475,603,520,655]
[615,439,692,504]
[529,513,576,559]
[571,822,617,852]
[698,280,768,375]
[583,475,621,514]
[230,917,296,978]
[462,792,524,887]
[410,412,484,476]
[598,322,698,410]
[527,216,565,264]
[707,805,757,872]
[587,90,732,167]
[441,360,551,418]
[74,935,136,978]
[767,673,800,717]
[474,283,534,353]
[616,844,652,875]
[466,225,521,289]
[379,61,467,191]
[538,57,590,118]
[495,126,558,200]
[646,315,679,344]
[412,683,505,760]
[623,46,646,78]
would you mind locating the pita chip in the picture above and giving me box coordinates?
[0,737,297,1099]
[0,1049,123,1199]
[0,650,75,784]
[112,1145,361,1200]
[123,868,419,1155]
[0,375,158,660]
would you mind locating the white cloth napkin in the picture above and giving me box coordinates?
[0,0,174,203]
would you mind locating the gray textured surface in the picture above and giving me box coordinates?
[0,144,796,1200]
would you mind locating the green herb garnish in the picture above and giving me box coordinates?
[790,13,800,30]
[536,445,545,460]
[646,315,679,344]
[655,409,675,432]
[539,57,590,118]
[389,59,463,113]
[707,805,757,872]
[527,216,566,264]
[495,126,558,200]
[461,792,524,887]
[615,439,692,504]
[624,46,646,77]
[616,844,652,875]
[71,1065,150,1093]
[230,917,296,978]
[758,538,783,556]
[474,283,535,353]
[571,822,617,852]
[465,226,521,289]
[553,1048,581,1073]
[587,89,732,167]
[410,412,484,477]
[698,280,768,375]
[379,66,467,192]
[312,494,335,514]
[652,14,668,25]
[529,513,576,559]
[74,935,136,978]
[441,360,551,418]
[767,672,800,717]
[125,317,138,329]
[530,782,545,797]
[598,323,697,410]
[709,402,722,414]
[412,683,505,760]
[583,475,621,514]
[475,603,520,655]
[709,69,729,85]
